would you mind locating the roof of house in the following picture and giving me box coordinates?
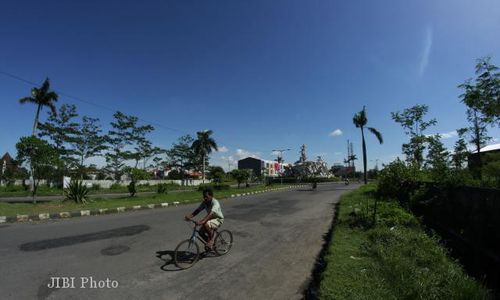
[1,152,13,162]
[471,143,500,154]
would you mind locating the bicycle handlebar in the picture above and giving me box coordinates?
[185,219,200,226]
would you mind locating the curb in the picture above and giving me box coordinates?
[1,185,307,224]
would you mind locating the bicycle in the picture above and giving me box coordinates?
[174,220,233,269]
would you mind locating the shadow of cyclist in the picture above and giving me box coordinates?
[156,249,217,272]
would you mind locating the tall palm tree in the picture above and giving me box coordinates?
[192,130,218,182]
[19,78,58,136]
[353,106,383,184]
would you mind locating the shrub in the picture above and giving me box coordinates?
[110,183,122,190]
[91,183,101,191]
[197,183,230,191]
[377,158,421,206]
[126,167,151,181]
[0,185,25,193]
[64,180,89,204]
[128,181,136,197]
[157,183,168,194]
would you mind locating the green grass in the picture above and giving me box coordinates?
[0,184,291,216]
[0,183,196,197]
[318,185,490,300]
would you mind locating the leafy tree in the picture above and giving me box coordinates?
[73,116,107,179]
[18,78,59,136]
[208,166,225,183]
[192,130,218,182]
[105,111,152,180]
[391,105,437,168]
[353,106,383,184]
[231,169,250,188]
[167,135,197,184]
[134,138,164,170]
[38,104,80,175]
[124,167,151,181]
[459,65,494,180]
[461,57,500,126]
[129,122,155,169]
[482,153,500,187]
[466,107,491,179]
[16,136,58,203]
[425,134,450,181]
[452,128,469,169]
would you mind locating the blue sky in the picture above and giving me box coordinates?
[1,0,499,170]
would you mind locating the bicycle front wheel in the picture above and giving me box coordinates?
[214,230,233,256]
[174,239,200,269]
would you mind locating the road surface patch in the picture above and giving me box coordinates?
[19,225,151,251]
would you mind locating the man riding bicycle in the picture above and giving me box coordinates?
[184,189,224,250]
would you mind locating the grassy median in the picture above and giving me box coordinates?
[0,183,196,197]
[0,184,290,217]
[318,185,490,300]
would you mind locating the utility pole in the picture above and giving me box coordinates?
[272,148,290,185]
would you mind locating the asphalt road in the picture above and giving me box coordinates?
[0,183,358,300]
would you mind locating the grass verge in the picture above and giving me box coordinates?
[0,183,196,197]
[317,184,490,300]
[0,184,290,217]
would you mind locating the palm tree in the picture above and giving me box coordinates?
[192,130,218,183]
[19,78,58,136]
[353,106,383,184]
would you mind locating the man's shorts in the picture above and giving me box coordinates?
[206,218,223,230]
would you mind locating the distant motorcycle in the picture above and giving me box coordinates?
[312,182,317,190]
[344,178,350,185]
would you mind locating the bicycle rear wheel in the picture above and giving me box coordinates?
[174,239,200,269]
[214,230,233,256]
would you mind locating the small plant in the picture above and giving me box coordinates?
[128,181,136,197]
[197,183,230,191]
[64,180,89,204]
[157,183,168,194]
[110,183,122,190]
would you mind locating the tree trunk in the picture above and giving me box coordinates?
[30,165,36,204]
[80,155,84,180]
[202,154,206,183]
[32,104,42,137]
[361,127,368,184]
[473,110,483,180]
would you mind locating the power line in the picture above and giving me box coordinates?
[0,70,283,156]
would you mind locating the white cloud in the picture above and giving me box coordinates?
[234,149,261,160]
[329,129,343,137]
[427,131,458,139]
[334,152,343,156]
[217,146,229,153]
[418,26,433,78]
[441,131,458,139]
[216,155,237,171]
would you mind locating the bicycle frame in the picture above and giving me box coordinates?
[187,220,211,247]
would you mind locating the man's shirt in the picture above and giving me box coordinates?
[196,198,224,219]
